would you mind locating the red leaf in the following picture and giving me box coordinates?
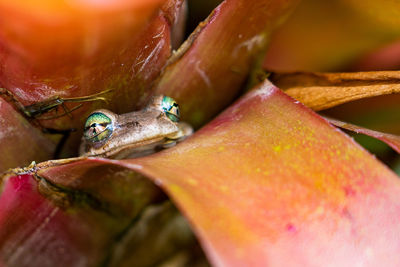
[0,0,181,131]
[30,80,400,266]
[0,99,53,172]
[154,0,300,127]
[326,117,400,154]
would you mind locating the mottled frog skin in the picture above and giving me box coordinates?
[79,95,192,159]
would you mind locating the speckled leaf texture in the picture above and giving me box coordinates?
[125,81,400,266]
[8,80,399,266]
[2,0,400,267]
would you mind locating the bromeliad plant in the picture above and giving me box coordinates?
[2,0,400,266]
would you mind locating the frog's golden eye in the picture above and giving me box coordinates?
[83,112,113,142]
[161,96,180,122]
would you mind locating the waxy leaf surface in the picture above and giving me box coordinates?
[0,0,186,159]
[0,173,119,267]
[0,99,54,172]
[272,70,400,143]
[154,0,300,127]
[0,0,181,131]
[2,1,400,266]
[0,160,199,266]
[33,80,400,266]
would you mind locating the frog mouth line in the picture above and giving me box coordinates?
[85,136,174,159]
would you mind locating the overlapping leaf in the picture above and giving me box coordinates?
[0,0,181,131]
[0,0,185,160]
[326,117,400,154]
[9,80,399,266]
[2,0,400,266]
[270,70,400,152]
[154,0,301,127]
[271,70,400,111]
[128,81,400,266]
[324,93,400,135]
[0,99,54,172]
[0,160,199,266]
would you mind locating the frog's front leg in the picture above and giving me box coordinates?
[24,89,113,120]
[161,122,193,149]
[0,87,112,120]
[0,88,113,157]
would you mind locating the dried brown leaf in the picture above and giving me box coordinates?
[270,71,400,111]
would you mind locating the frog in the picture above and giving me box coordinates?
[79,95,193,159]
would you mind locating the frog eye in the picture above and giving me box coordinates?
[83,112,113,142]
[161,96,180,122]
